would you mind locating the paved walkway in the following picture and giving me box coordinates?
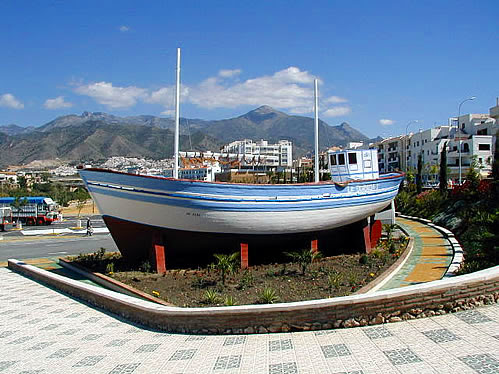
[378,217,454,291]
[1,267,499,373]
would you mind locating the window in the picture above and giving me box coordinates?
[348,153,357,164]
[330,155,337,165]
[338,153,345,165]
[478,144,490,151]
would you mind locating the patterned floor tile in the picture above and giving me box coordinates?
[223,336,246,346]
[105,339,131,347]
[213,355,242,370]
[455,310,493,324]
[422,328,461,343]
[47,348,78,359]
[458,353,499,373]
[321,344,351,358]
[269,362,298,374]
[134,344,161,353]
[108,363,141,374]
[169,349,197,361]
[383,348,423,365]
[363,326,393,340]
[72,355,106,367]
[269,339,293,351]
[0,361,17,372]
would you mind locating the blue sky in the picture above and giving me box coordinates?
[1,0,497,138]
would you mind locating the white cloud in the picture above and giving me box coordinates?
[187,66,319,112]
[161,109,175,116]
[0,93,24,109]
[74,82,147,109]
[218,69,241,78]
[73,66,349,117]
[119,25,130,32]
[44,96,73,109]
[322,106,351,117]
[379,118,395,126]
[324,95,348,104]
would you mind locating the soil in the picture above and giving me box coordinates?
[69,239,406,308]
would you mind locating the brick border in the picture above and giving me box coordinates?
[8,259,498,334]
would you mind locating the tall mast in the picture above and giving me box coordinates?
[314,79,319,183]
[174,47,181,179]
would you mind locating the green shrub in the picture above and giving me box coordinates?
[203,289,220,305]
[237,270,254,290]
[259,287,279,304]
[284,249,322,275]
[139,260,151,273]
[223,295,236,306]
[105,262,114,274]
[326,270,342,293]
[359,254,368,265]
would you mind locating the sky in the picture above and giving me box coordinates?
[1,0,498,138]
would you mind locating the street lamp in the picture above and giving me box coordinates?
[457,96,476,185]
[405,120,419,172]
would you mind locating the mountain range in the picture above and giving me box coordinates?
[0,106,374,168]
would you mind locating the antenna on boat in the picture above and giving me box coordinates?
[314,79,319,183]
[174,47,181,179]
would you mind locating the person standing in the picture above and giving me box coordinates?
[86,217,93,236]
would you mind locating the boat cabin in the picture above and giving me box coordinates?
[328,149,379,182]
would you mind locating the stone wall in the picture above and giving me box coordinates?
[8,259,498,334]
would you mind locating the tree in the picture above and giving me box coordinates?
[493,129,499,199]
[439,142,448,194]
[18,176,27,190]
[74,188,89,218]
[11,197,28,213]
[416,154,423,194]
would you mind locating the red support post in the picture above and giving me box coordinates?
[240,243,248,269]
[151,231,166,274]
[370,220,382,249]
[153,243,166,274]
[311,239,318,253]
[363,221,372,254]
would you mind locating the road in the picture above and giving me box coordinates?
[0,215,118,261]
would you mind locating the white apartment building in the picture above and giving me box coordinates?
[221,139,293,168]
[373,99,498,184]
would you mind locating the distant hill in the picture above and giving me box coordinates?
[0,106,371,167]
[0,124,35,136]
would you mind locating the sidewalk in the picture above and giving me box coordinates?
[378,217,454,291]
[0,267,498,373]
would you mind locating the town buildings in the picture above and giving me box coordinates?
[374,99,498,185]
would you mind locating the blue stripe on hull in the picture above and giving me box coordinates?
[88,183,398,212]
[80,169,403,198]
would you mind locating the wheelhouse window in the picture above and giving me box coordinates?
[330,154,337,165]
[348,153,357,164]
[478,144,490,151]
[338,153,345,165]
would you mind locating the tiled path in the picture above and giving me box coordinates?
[1,267,498,374]
[378,217,453,291]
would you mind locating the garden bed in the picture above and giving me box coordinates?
[67,235,407,307]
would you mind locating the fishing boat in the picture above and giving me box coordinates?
[79,49,404,262]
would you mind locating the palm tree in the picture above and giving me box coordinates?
[284,248,322,275]
[212,252,240,285]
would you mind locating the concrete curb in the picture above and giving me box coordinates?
[8,258,498,335]
[58,257,172,306]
